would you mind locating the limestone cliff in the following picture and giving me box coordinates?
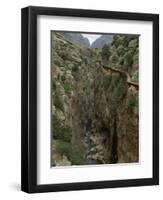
[51,32,139,166]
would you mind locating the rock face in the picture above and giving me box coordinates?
[51,32,139,166]
[91,35,113,48]
[61,32,90,47]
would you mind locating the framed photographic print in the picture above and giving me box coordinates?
[21,6,159,193]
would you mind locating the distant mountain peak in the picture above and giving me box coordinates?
[61,32,90,47]
[91,35,113,48]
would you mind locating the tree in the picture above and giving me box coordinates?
[101,44,111,61]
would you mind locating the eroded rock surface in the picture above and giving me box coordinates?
[52,33,139,166]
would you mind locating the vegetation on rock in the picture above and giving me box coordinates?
[51,31,139,166]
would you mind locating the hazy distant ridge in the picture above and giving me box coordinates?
[91,35,113,48]
[62,33,90,47]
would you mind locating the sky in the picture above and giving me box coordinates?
[82,34,101,45]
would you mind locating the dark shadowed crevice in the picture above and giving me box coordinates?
[110,118,118,163]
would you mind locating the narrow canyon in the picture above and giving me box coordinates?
[51,32,139,166]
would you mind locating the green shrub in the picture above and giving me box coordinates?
[72,64,79,73]
[127,95,137,111]
[70,146,85,165]
[53,52,64,67]
[53,115,72,142]
[102,44,111,60]
[132,71,138,82]
[57,74,60,81]
[116,45,125,57]
[110,52,119,64]
[52,80,56,90]
[53,91,64,112]
[123,51,134,68]
[103,74,112,89]
[128,38,138,48]
[72,71,80,81]
[63,83,72,94]
[122,36,130,47]
[55,140,85,165]
[133,51,139,66]
[110,75,119,91]
[55,140,71,154]
[112,35,121,48]
[60,51,69,60]
[113,76,127,101]
[61,127,72,142]
[55,140,72,156]
[112,35,129,48]
[118,56,124,66]
[85,119,92,132]
[94,78,101,93]
[61,75,66,82]
[54,58,62,67]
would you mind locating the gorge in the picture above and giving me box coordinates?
[51,32,139,166]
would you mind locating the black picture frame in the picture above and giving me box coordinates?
[21,6,159,193]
